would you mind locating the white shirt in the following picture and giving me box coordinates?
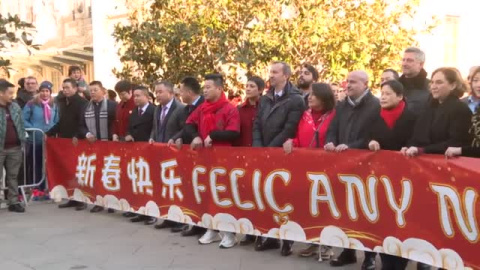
[139,103,150,115]
[274,90,284,97]
[192,96,201,106]
[161,98,174,116]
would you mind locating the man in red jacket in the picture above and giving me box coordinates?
[184,74,240,249]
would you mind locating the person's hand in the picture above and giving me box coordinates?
[175,138,183,150]
[112,134,119,142]
[405,146,419,158]
[400,147,408,156]
[86,133,96,143]
[204,135,213,148]
[368,140,380,151]
[335,144,349,152]
[445,147,462,158]
[72,137,78,146]
[167,139,175,147]
[191,136,203,150]
[125,135,134,142]
[283,139,293,154]
[324,143,335,152]
[148,139,154,145]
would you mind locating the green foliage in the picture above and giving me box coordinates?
[0,13,36,75]
[114,0,434,90]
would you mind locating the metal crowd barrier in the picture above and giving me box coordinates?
[19,128,48,207]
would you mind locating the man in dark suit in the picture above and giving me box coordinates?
[78,81,117,214]
[161,77,206,237]
[149,81,185,143]
[150,81,185,232]
[125,85,156,225]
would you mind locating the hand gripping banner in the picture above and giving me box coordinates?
[46,138,480,269]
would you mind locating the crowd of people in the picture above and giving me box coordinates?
[0,46,479,270]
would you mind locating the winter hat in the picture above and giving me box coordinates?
[39,81,53,93]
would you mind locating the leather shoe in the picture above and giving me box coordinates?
[361,252,376,270]
[8,204,25,213]
[122,212,137,218]
[107,208,115,213]
[131,215,148,223]
[239,234,256,246]
[330,249,357,267]
[58,200,78,208]
[181,226,206,237]
[144,217,157,225]
[255,237,280,251]
[154,220,174,229]
[90,205,104,213]
[281,240,293,256]
[171,224,186,233]
[75,202,87,211]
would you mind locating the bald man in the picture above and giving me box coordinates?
[324,71,380,268]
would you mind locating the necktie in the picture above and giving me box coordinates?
[138,108,143,116]
[160,106,168,124]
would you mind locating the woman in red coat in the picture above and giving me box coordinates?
[283,83,336,153]
[282,82,336,261]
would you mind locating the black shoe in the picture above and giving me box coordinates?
[58,200,78,208]
[281,240,293,256]
[380,254,408,270]
[75,202,87,211]
[107,208,115,214]
[171,224,186,233]
[131,215,148,223]
[417,263,432,270]
[254,237,280,251]
[330,249,357,267]
[144,217,157,225]
[90,205,104,213]
[239,234,256,246]
[8,204,25,213]
[122,212,137,218]
[181,225,206,237]
[154,220,174,229]
[361,252,376,270]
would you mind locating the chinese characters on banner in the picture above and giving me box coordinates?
[47,139,480,269]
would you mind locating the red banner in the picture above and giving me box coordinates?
[46,138,480,269]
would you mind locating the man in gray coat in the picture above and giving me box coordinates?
[149,81,185,143]
[252,61,305,256]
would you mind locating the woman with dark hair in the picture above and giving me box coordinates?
[402,67,472,158]
[234,76,264,148]
[282,83,336,261]
[446,66,480,158]
[368,80,416,152]
[283,83,336,152]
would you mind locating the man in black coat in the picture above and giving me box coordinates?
[78,81,117,214]
[124,86,156,225]
[15,76,38,109]
[252,61,306,256]
[162,77,206,237]
[324,70,380,269]
[47,78,88,210]
[399,47,430,116]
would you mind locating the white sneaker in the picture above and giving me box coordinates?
[318,245,334,262]
[219,232,237,249]
[198,229,221,245]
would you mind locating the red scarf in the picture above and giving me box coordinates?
[199,92,229,139]
[380,100,405,129]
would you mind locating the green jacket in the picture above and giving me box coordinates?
[0,102,26,150]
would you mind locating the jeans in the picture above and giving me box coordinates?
[0,146,23,205]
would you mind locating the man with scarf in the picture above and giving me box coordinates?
[184,74,240,249]
[324,70,380,269]
[399,47,430,116]
[47,78,88,210]
[78,81,117,213]
[252,61,305,256]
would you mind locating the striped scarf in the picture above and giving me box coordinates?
[471,106,480,147]
[85,99,109,141]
